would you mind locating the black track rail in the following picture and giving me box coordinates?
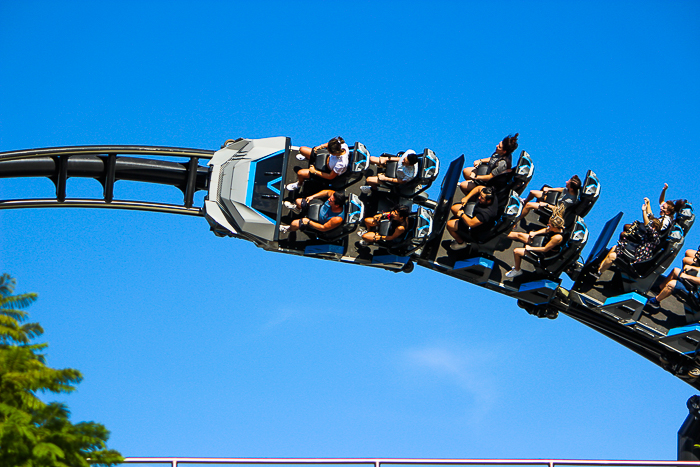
[540,295,700,390]
[0,145,215,215]
[2,145,698,391]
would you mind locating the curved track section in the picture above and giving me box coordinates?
[2,143,699,391]
[0,145,214,215]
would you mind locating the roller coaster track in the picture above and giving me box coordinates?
[0,145,214,215]
[1,144,698,391]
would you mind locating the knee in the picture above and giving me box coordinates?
[514,248,525,258]
[665,280,677,292]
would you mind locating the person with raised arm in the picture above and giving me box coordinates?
[594,197,664,278]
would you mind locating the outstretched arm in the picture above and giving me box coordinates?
[382,225,407,242]
[305,216,343,232]
[527,234,563,253]
[659,183,668,205]
[309,166,339,180]
[642,198,652,225]
[679,271,700,287]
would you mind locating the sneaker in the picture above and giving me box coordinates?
[285,182,299,192]
[279,224,290,234]
[360,185,373,194]
[356,228,367,237]
[449,240,468,250]
[505,268,523,278]
[283,201,301,214]
[358,240,368,246]
[647,297,661,309]
[296,154,307,161]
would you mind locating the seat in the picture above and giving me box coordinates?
[523,217,589,277]
[676,201,695,236]
[306,193,365,242]
[487,150,534,207]
[509,150,535,195]
[573,170,601,218]
[311,142,370,189]
[374,206,434,256]
[380,149,440,198]
[677,274,700,317]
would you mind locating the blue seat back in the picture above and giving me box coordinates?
[575,170,601,218]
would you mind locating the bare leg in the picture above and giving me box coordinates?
[366,176,380,188]
[362,231,382,243]
[295,168,311,185]
[298,146,314,160]
[598,246,618,274]
[462,167,476,179]
[655,279,677,303]
[446,219,465,244]
[288,219,302,232]
[369,156,389,167]
[523,189,544,205]
[364,216,380,229]
[459,180,477,195]
[658,267,682,291]
[508,231,529,243]
[513,247,526,271]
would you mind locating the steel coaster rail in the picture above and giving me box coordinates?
[0,199,203,216]
[0,145,215,161]
[0,145,215,211]
[121,458,700,467]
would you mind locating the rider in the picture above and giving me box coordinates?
[360,150,420,193]
[285,136,349,192]
[594,197,664,278]
[279,190,346,234]
[459,133,519,195]
[357,205,410,245]
[505,205,567,278]
[446,186,499,250]
[520,175,581,219]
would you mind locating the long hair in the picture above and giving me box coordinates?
[549,204,566,230]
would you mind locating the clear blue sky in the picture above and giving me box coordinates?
[1,0,699,461]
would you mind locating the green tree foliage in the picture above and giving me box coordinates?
[0,274,123,466]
